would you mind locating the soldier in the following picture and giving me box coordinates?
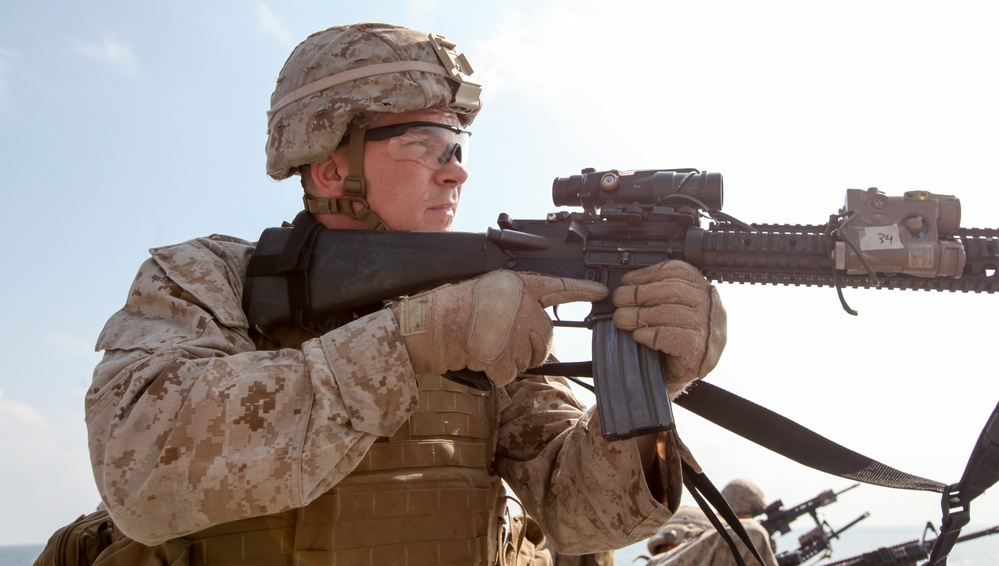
[647,479,777,566]
[83,23,727,565]
[646,506,713,556]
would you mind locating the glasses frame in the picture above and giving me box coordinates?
[338,121,472,168]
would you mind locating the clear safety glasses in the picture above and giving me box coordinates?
[348,121,472,170]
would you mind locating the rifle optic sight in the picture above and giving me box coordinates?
[552,168,724,213]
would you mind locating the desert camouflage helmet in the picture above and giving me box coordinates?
[721,479,767,517]
[265,22,482,181]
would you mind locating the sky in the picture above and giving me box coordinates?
[1,0,998,554]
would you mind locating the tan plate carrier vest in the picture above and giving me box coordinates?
[182,373,505,565]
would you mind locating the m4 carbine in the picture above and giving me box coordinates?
[762,483,860,536]
[775,511,870,566]
[243,168,999,441]
[821,523,999,566]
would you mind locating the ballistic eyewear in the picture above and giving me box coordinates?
[342,121,472,170]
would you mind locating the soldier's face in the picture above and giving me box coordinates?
[321,108,469,232]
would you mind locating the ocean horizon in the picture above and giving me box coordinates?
[616,524,999,565]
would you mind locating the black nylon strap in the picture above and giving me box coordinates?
[244,254,278,277]
[954,400,999,504]
[673,381,946,493]
[682,461,768,566]
[926,401,999,564]
[245,210,325,329]
[245,211,320,276]
[531,362,946,493]
[276,210,323,274]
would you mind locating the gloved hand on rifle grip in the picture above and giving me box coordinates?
[611,260,727,397]
[393,271,609,387]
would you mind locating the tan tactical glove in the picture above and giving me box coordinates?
[393,271,609,387]
[612,260,727,397]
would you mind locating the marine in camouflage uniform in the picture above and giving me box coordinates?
[646,480,777,566]
[646,506,713,556]
[84,23,728,566]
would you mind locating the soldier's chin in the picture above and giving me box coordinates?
[423,208,455,231]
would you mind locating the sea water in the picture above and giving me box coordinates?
[0,545,41,566]
[614,525,999,565]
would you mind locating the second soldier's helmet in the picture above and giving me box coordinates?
[265,22,481,181]
[721,479,767,517]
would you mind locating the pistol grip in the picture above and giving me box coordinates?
[592,320,675,440]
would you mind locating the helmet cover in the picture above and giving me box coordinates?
[265,22,481,180]
[721,479,767,517]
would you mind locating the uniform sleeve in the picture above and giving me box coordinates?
[494,375,683,554]
[85,236,419,545]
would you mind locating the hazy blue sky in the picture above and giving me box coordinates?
[2,0,997,553]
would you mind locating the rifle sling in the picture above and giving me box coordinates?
[532,363,947,494]
[245,210,325,330]
[534,362,946,564]
[676,380,947,493]
[926,400,999,564]
[682,461,769,566]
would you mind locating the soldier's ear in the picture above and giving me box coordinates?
[310,152,347,197]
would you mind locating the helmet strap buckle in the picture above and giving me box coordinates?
[302,123,389,230]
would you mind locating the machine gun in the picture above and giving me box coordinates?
[244,167,999,442]
[762,484,860,536]
[821,523,999,566]
[775,512,869,566]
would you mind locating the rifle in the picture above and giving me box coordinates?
[762,484,860,536]
[821,523,999,566]
[775,512,869,566]
[243,167,999,441]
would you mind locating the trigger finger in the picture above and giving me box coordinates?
[521,274,608,308]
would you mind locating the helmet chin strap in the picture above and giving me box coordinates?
[302,123,390,230]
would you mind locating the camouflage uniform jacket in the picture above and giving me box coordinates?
[85,234,684,552]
